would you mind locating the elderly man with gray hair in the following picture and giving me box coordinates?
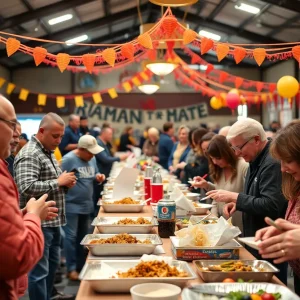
[206,118,287,283]
[142,127,160,160]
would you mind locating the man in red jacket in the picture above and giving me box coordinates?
[0,95,58,300]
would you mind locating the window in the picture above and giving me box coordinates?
[17,115,43,140]
[237,104,248,120]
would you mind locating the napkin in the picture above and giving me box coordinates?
[175,216,241,247]
[170,186,196,212]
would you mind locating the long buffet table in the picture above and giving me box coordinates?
[76,205,284,299]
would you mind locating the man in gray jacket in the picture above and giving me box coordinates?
[206,118,287,284]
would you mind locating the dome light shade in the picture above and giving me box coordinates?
[149,0,198,7]
[146,61,177,76]
[138,84,160,94]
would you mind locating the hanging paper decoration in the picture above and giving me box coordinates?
[6,83,15,95]
[226,92,240,110]
[56,96,65,108]
[102,48,116,67]
[33,47,47,66]
[205,64,214,75]
[121,43,134,60]
[148,49,156,61]
[132,76,141,86]
[235,77,244,88]
[82,54,96,73]
[253,48,266,66]
[220,92,227,106]
[75,95,84,107]
[38,94,47,106]
[0,77,5,88]
[277,76,299,99]
[183,29,197,45]
[138,33,153,49]
[233,47,247,64]
[56,53,70,73]
[219,71,228,83]
[216,44,229,62]
[92,92,102,104]
[108,88,118,99]
[162,16,178,37]
[122,82,132,92]
[210,96,222,110]
[140,72,149,81]
[200,37,214,55]
[269,83,276,93]
[6,38,20,57]
[292,45,300,64]
[256,82,264,92]
[19,88,29,101]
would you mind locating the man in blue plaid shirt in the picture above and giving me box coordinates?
[14,113,77,300]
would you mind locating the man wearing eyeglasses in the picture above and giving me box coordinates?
[206,118,287,284]
[0,95,58,300]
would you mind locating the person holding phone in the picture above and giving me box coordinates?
[255,120,300,295]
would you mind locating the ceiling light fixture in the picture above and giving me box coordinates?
[235,3,260,14]
[199,30,221,41]
[138,84,160,94]
[149,0,198,7]
[146,60,178,76]
[65,34,88,46]
[48,14,73,25]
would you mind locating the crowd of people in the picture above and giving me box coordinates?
[1,91,300,299]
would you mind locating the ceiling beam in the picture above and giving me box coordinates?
[168,6,283,44]
[207,0,228,20]
[0,4,149,58]
[257,0,300,14]
[0,0,96,31]
[268,14,300,36]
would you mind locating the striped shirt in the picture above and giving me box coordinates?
[14,136,66,227]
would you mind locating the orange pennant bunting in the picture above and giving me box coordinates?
[56,96,65,108]
[122,82,132,93]
[138,33,153,49]
[162,16,178,37]
[183,29,197,45]
[19,88,29,101]
[292,45,300,64]
[253,48,266,66]
[0,77,5,88]
[6,38,20,57]
[233,47,246,64]
[82,54,96,73]
[56,53,70,73]
[148,49,156,61]
[256,82,264,92]
[216,44,229,62]
[102,48,116,67]
[121,43,134,60]
[235,77,244,88]
[108,88,118,99]
[6,83,15,95]
[33,47,47,66]
[200,37,214,55]
[38,94,47,106]
[75,95,84,107]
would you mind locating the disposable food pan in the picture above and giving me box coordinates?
[92,216,158,234]
[193,259,279,282]
[99,200,144,213]
[79,259,197,293]
[81,234,162,256]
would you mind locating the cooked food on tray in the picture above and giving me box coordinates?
[103,197,140,204]
[89,233,151,244]
[200,261,258,272]
[115,260,188,278]
[114,217,152,225]
[200,219,218,225]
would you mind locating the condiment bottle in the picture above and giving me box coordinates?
[151,169,163,204]
[157,196,176,238]
[144,166,153,204]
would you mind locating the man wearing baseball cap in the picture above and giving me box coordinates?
[61,135,105,280]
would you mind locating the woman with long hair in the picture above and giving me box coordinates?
[193,135,248,231]
[119,126,135,152]
[255,120,300,296]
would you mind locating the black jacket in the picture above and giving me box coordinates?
[236,140,287,238]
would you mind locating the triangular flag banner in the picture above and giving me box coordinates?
[108,88,118,99]
[122,82,132,93]
[6,83,16,95]
[0,77,5,88]
[56,96,65,108]
[140,72,149,81]
[132,77,141,86]
[75,95,84,107]
[38,94,47,106]
[92,93,102,104]
[19,88,29,101]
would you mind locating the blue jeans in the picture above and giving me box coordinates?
[63,213,90,273]
[28,227,61,300]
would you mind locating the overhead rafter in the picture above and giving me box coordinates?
[207,0,228,21]
[0,4,149,58]
[268,14,300,36]
[258,0,300,14]
[0,0,96,31]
